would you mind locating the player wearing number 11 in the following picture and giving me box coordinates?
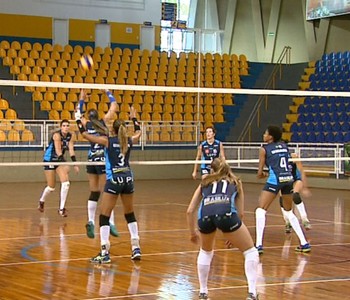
[255,125,310,254]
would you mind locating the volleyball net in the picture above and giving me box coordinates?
[0,79,349,178]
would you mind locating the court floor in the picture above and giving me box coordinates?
[0,179,349,299]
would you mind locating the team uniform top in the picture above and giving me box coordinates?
[198,180,238,219]
[43,130,72,162]
[86,120,105,162]
[263,142,294,185]
[105,136,133,180]
[201,139,221,170]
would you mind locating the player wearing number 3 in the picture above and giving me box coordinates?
[255,125,310,254]
[75,95,142,263]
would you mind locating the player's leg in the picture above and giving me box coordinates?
[56,165,70,217]
[255,187,277,253]
[38,167,56,212]
[279,192,292,233]
[281,185,311,253]
[293,180,311,230]
[224,222,259,300]
[86,169,100,238]
[120,191,141,260]
[197,221,216,300]
[90,191,118,264]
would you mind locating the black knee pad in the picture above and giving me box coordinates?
[99,214,110,226]
[293,192,302,205]
[89,191,100,202]
[279,196,284,208]
[124,212,137,223]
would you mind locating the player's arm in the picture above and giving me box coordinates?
[130,106,142,143]
[103,90,118,123]
[235,180,244,220]
[257,147,267,178]
[186,184,202,244]
[292,153,309,188]
[68,134,79,172]
[219,142,226,160]
[75,109,108,147]
[53,133,64,160]
[192,145,202,180]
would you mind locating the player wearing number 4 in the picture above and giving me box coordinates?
[255,125,310,254]
[75,95,142,263]
[78,89,119,239]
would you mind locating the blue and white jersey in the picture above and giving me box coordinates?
[104,136,133,180]
[86,120,105,162]
[43,130,72,162]
[201,139,221,169]
[263,142,293,185]
[198,180,238,219]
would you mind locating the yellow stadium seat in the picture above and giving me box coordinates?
[32,42,42,51]
[0,40,10,50]
[40,100,51,111]
[61,110,72,120]
[29,49,39,60]
[13,120,25,131]
[52,100,63,111]
[0,120,12,131]
[0,130,6,142]
[64,44,73,53]
[5,108,17,120]
[3,56,13,66]
[21,129,35,142]
[84,46,93,55]
[58,59,68,69]
[63,101,75,111]
[7,129,20,142]
[49,110,60,120]
[74,45,83,53]
[32,91,43,102]
[43,43,53,52]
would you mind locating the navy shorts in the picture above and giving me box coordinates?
[43,161,58,170]
[104,177,134,195]
[198,213,242,234]
[201,167,210,176]
[86,164,105,175]
[263,182,293,195]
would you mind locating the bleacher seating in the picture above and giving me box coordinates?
[0,39,253,142]
[283,50,350,143]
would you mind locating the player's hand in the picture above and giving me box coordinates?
[74,107,82,121]
[190,230,200,244]
[301,188,312,198]
[130,106,136,119]
[74,165,79,174]
[192,171,197,180]
[225,240,234,249]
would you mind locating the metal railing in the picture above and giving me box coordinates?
[238,46,292,142]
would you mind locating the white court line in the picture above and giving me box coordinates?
[3,241,350,267]
[0,220,346,243]
[72,277,350,300]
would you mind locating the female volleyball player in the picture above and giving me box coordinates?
[255,125,310,254]
[78,89,119,239]
[187,158,259,300]
[192,126,225,180]
[75,100,142,263]
[38,119,79,217]
[279,148,312,233]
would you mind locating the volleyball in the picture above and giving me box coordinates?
[80,54,94,71]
